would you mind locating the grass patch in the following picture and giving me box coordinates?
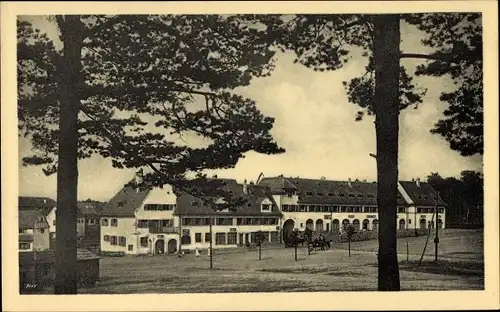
[400,260,484,277]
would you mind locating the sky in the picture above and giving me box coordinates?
[18,15,483,202]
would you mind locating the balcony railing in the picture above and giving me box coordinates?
[149,226,179,234]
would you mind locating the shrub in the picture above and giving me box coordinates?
[339,228,429,243]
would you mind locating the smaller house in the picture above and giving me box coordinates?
[18,210,50,252]
[19,249,100,293]
[18,197,57,240]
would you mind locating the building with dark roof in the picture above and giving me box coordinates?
[18,210,50,252]
[258,175,446,237]
[99,176,282,255]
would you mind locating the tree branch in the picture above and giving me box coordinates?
[400,53,456,63]
[83,15,120,39]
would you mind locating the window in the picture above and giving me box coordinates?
[104,235,110,242]
[237,218,242,225]
[119,236,126,246]
[205,233,211,242]
[328,193,334,196]
[357,194,364,198]
[18,229,23,234]
[317,192,323,196]
[137,220,148,228]
[331,206,339,213]
[306,192,313,196]
[314,206,321,212]
[40,228,45,234]
[101,218,109,226]
[215,233,226,245]
[227,232,237,244]
[140,237,148,247]
[353,206,362,213]
[216,218,233,226]
[162,219,173,227]
[53,220,56,226]
[192,201,199,207]
[19,242,30,250]
[300,205,307,212]
[195,233,202,243]
[398,207,406,213]
[144,204,174,211]
[321,206,329,212]
[111,219,118,227]
[110,236,118,245]
[261,204,271,211]
[339,193,345,197]
[128,244,134,251]
[282,204,289,212]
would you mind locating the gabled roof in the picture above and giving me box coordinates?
[175,180,282,216]
[19,210,49,230]
[100,183,151,217]
[258,176,297,194]
[399,181,447,207]
[77,202,104,216]
[260,177,408,206]
[18,196,56,215]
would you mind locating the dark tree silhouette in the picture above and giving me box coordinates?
[240,12,482,291]
[17,15,284,294]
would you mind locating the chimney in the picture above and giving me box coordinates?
[348,178,352,188]
[416,178,421,187]
[320,176,326,180]
[212,174,218,179]
[243,179,248,194]
[135,169,144,193]
[249,180,254,185]
[411,177,415,182]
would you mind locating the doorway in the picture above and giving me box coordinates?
[155,239,165,254]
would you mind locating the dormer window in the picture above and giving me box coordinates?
[261,204,271,212]
[328,193,334,196]
[348,194,355,198]
[192,201,199,207]
[306,192,313,196]
[317,192,323,196]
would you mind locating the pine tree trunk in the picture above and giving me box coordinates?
[54,15,84,294]
[373,15,401,291]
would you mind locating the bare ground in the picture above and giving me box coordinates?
[73,229,483,294]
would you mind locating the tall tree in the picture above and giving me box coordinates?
[242,13,482,290]
[18,15,284,293]
[427,171,483,227]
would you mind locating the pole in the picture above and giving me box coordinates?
[259,240,262,260]
[178,216,182,256]
[406,241,409,261]
[434,190,439,262]
[348,238,351,257]
[209,209,213,269]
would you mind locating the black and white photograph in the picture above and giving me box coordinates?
[2,1,499,311]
